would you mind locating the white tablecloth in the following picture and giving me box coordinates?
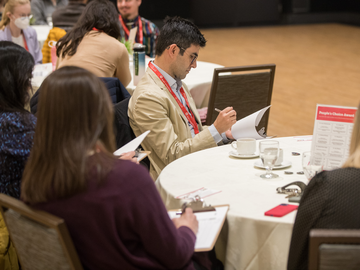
[127,60,224,108]
[155,136,313,270]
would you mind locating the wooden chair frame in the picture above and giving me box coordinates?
[205,64,276,130]
[309,229,360,270]
[0,193,83,270]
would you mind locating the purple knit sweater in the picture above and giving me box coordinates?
[35,159,196,270]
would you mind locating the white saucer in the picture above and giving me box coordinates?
[229,151,259,159]
[254,160,292,170]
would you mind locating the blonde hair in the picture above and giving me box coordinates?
[0,0,30,30]
[342,103,360,168]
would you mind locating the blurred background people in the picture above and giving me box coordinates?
[56,0,131,86]
[41,0,87,64]
[288,103,360,270]
[30,0,68,25]
[21,66,203,270]
[0,41,36,270]
[0,0,42,64]
[52,0,87,31]
[117,0,159,57]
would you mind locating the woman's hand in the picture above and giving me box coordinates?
[172,208,199,235]
[118,151,138,164]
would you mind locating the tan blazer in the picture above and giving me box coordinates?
[128,67,217,180]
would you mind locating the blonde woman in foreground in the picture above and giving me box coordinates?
[288,103,360,270]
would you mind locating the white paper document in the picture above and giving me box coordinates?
[176,187,221,200]
[168,206,229,251]
[113,130,150,156]
[231,105,271,140]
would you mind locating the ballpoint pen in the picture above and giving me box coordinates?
[215,108,221,113]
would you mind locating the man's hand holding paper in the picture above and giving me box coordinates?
[213,106,237,139]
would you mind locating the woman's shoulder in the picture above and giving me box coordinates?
[0,111,36,132]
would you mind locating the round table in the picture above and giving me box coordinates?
[127,60,224,108]
[155,136,312,270]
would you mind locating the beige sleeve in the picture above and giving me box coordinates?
[115,43,131,87]
[131,91,217,166]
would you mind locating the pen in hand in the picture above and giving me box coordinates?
[215,108,221,113]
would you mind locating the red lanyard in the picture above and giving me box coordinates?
[92,27,102,32]
[148,62,199,134]
[119,15,143,44]
[22,33,29,52]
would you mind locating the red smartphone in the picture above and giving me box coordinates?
[264,204,298,217]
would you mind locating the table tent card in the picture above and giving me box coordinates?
[231,105,271,140]
[311,104,357,170]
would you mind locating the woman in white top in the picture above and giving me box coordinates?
[0,0,42,64]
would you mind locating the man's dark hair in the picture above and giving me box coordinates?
[0,41,35,113]
[57,0,120,58]
[155,16,207,56]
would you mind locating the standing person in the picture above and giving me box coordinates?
[56,0,131,86]
[21,66,210,270]
[117,0,159,57]
[0,41,36,270]
[287,103,360,270]
[30,0,68,25]
[0,0,42,64]
[128,16,237,180]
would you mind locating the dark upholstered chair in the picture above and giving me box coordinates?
[0,193,83,270]
[205,64,275,135]
[308,229,360,270]
[30,77,130,115]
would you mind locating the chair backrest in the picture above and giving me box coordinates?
[30,77,130,115]
[309,229,360,270]
[0,193,83,270]
[205,64,275,135]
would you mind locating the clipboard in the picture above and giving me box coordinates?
[168,204,229,252]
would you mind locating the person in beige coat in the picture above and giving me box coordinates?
[128,17,237,180]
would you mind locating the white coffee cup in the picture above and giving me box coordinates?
[231,138,256,155]
[275,148,283,166]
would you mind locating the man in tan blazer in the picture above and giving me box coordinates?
[128,17,237,180]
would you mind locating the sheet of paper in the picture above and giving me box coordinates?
[128,26,137,43]
[231,105,271,140]
[114,130,150,156]
[176,187,221,200]
[311,104,357,170]
[168,206,229,251]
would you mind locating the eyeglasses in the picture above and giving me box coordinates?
[177,45,198,66]
[15,14,33,20]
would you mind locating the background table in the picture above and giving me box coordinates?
[127,60,224,108]
[155,136,312,270]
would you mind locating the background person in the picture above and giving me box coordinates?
[56,0,131,86]
[41,0,87,64]
[0,41,36,270]
[128,16,236,180]
[21,66,208,270]
[30,0,68,25]
[287,102,360,270]
[117,0,159,57]
[0,0,42,64]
